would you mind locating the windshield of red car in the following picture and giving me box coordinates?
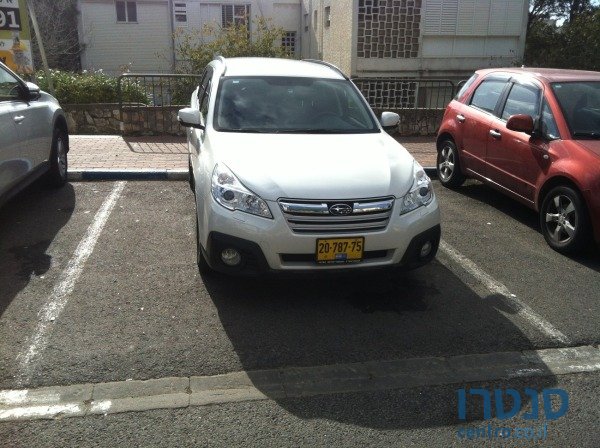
[552,81,600,139]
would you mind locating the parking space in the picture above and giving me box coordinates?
[0,179,599,444]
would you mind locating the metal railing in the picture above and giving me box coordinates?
[351,77,458,110]
[117,73,201,135]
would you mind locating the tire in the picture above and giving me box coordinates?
[540,185,591,254]
[437,138,465,188]
[46,128,68,187]
[195,215,212,275]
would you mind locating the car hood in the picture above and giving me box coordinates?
[210,132,417,201]
[574,139,600,158]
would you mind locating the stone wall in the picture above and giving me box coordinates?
[63,104,186,136]
[63,104,441,136]
[374,108,444,136]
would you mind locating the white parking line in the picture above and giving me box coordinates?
[15,182,127,386]
[438,240,571,345]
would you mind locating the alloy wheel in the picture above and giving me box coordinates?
[544,194,577,245]
[438,144,455,181]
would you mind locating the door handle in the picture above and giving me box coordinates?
[456,114,466,123]
[489,129,501,139]
[14,115,25,123]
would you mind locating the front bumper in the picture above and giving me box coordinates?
[200,195,441,275]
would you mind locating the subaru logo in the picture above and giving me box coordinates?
[329,204,353,215]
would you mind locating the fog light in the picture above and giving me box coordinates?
[221,248,242,266]
[420,241,433,258]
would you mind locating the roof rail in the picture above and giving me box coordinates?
[215,55,227,75]
[302,59,349,80]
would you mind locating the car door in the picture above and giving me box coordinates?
[487,81,546,204]
[459,76,510,177]
[0,65,29,194]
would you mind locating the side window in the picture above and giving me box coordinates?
[501,83,541,120]
[470,80,507,114]
[199,76,212,121]
[0,67,21,102]
[454,73,478,100]
[540,99,560,140]
[196,70,209,107]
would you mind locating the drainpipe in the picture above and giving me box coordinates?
[168,0,176,72]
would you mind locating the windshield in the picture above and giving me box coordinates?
[551,81,600,139]
[214,76,379,134]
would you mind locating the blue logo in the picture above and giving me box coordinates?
[456,388,569,441]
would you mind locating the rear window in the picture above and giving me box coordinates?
[470,80,507,113]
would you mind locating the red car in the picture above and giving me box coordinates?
[437,68,600,254]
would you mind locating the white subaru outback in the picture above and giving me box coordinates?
[179,57,440,275]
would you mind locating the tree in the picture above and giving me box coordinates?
[175,17,287,75]
[29,0,81,71]
[525,8,600,70]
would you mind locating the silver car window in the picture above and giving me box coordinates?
[0,66,21,102]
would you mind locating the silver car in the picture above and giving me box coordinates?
[0,62,69,207]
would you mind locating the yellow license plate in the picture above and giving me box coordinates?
[316,237,364,263]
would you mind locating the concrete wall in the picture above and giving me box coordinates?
[79,0,174,75]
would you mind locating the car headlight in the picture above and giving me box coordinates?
[211,163,273,218]
[400,162,434,215]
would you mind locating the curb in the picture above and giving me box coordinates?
[68,169,188,181]
[2,345,599,421]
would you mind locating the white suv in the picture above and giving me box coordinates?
[179,57,440,275]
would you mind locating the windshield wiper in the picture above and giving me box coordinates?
[572,131,600,139]
[221,128,271,133]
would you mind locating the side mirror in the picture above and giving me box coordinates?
[380,111,400,133]
[23,82,41,101]
[178,107,204,130]
[506,114,534,135]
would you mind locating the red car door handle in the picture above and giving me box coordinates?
[456,114,466,123]
[489,129,502,139]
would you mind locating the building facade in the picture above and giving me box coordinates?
[77,0,528,78]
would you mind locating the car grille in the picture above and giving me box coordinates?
[278,197,395,234]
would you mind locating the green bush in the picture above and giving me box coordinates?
[34,70,149,105]
[175,17,289,75]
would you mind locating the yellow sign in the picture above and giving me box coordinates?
[0,0,33,74]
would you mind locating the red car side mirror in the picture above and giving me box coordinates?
[506,114,535,135]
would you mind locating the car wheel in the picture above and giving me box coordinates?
[47,128,68,187]
[195,215,212,274]
[437,139,465,188]
[540,186,591,254]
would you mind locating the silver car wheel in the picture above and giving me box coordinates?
[56,137,67,179]
[438,144,455,181]
[545,194,577,245]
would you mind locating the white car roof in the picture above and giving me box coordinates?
[216,57,346,80]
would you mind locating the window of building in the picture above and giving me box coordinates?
[282,32,296,56]
[324,6,331,27]
[303,13,309,32]
[174,2,187,24]
[116,1,137,23]
[222,4,250,29]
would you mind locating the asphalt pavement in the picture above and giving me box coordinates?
[0,179,598,447]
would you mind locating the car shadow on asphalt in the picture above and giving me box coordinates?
[201,261,558,429]
[451,181,600,272]
[0,181,75,317]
